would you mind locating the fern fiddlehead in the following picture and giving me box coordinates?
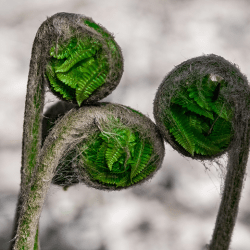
[153,54,250,250]
[42,101,164,190]
[166,73,233,157]
[14,102,164,248]
[153,56,239,160]
[11,12,165,250]
[74,115,158,188]
[45,17,123,106]
[10,12,124,250]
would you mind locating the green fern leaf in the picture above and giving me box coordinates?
[187,81,213,110]
[46,20,122,106]
[192,128,221,156]
[45,62,75,100]
[209,101,234,121]
[127,131,137,158]
[81,71,107,96]
[129,140,144,179]
[188,114,202,133]
[208,117,232,147]
[96,142,108,168]
[79,116,159,188]
[130,141,152,180]
[75,62,108,106]
[50,37,79,59]
[164,74,235,157]
[131,160,157,184]
[172,90,214,119]
[55,45,100,73]
[56,66,88,89]
[105,145,123,171]
[169,104,196,155]
[210,117,232,136]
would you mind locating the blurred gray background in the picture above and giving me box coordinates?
[1,0,250,249]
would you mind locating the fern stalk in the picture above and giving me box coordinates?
[11,101,165,250]
[153,54,250,250]
[9,10,163,247]
[9,12,124,250]
[9,14,45,250]
[12,107,90,250]
[209,120,250,249]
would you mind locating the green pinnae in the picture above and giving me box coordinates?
[46,34,109,106]
[165,74,234,157]
[83,19,121,58]
[79,116,158,188]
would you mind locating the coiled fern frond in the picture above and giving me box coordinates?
[79,116,158,188]
[45,18,123,106]
[162,73,234,157]
[42,102,164,190]
[153,53,250,250]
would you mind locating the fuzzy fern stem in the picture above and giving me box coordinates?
[208,119,250,250]
[9,14,46,250]
[11,102,165,250]
[12,107,89,250]
[9,12,123,250]
[153,54,250,250]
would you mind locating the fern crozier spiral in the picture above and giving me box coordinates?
[42,12,123,106]
[153,54,250,160]
[42,102,165,190]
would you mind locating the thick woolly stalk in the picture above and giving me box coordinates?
[9,12,123,250]
[12,102,165,250]
[153,54,250,250]
[209,119,250,249]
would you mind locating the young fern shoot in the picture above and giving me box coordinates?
[42,102,164,190]
[46,18,123,106]
[10,12,123,250]
[12,102,165,250]
[10,12,165,250]
[153,54,250,250]
[167,74,233,157]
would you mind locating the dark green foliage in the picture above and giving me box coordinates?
[83,19,118,56]
[80,116,158,188]
[45,19,123,106]
[83,19,123,76]
[165,74,234,156]
[45,18,124,106]
[212,82,221,102]
[47,109,160,189]
[46,35,109,106]
[46,60,76,101]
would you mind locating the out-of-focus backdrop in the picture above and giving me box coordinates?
[1,0,250,249]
